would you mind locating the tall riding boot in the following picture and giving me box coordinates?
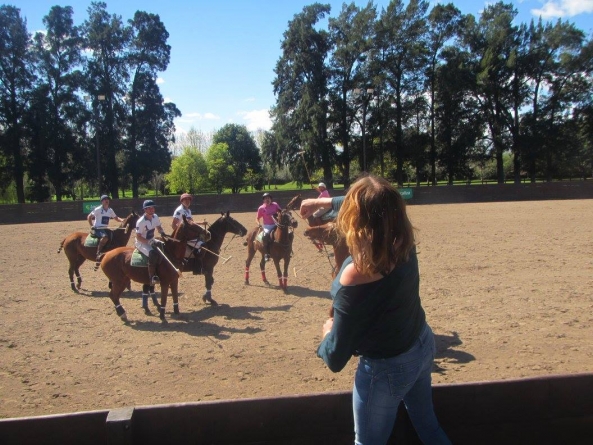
[148,265,159,285]
[95,238,108,270]
[263,235,271,262]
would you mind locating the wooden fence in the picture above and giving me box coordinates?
[2,181,593,225]
[1,373,592,444]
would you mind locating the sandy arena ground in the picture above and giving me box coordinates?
[0,199,592,419]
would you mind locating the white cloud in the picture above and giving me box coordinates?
[163,97,172,103]
[239,109,272,132]
[532,0,593,19]
[182,112,221,121]
[156,77,165,85]
[244,97,256,102]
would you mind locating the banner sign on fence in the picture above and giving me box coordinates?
[83,201,100,214]
[398,188,413,200]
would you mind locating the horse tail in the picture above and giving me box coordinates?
[57,238,66,254]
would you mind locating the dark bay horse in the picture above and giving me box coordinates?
[57,211,140,291]
[182,211,247,305]
[100,216,210,322]
[244,208,298,292]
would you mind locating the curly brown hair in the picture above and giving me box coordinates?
[335,175,415,276]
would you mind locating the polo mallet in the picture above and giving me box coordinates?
[154,244,182,277]
[200,246,232,264]
[296,151,313,186]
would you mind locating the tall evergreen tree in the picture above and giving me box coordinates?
[271,3,332,187]
[28,6,86,201]
[0,5,34,202]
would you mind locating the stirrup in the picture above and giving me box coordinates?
[150,275,160,285]
[264,254,271,262]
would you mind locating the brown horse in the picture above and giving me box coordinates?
[100,216,211,322]
[57,211,140,292]
[303,222,349,278]
[244,208,298,292]
[181,211,248,305]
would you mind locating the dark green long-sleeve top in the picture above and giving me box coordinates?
[317,248,425,373]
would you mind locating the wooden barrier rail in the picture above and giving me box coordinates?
[2,181,593,225]
[1,373,592,444]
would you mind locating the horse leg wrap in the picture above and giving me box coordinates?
[159,306,166,320]
[173,302,179,314]
[282,276,288,289]
[115,304,126,317]
[244,267,250,284]
[142,294,148,308]
[261,269,267,282]
[70,281,76,291]
[278,276,282,287]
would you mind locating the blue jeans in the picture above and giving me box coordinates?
[353,323,451,445]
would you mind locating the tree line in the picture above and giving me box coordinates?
[0,2,179,203]
[265,0,593,188]
[2,1,592,204]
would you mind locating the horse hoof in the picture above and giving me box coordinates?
[71,284,77,292]
[159,308,166,320]
[174,307,180,315]
[120,313,128,322]
[244,280,250,285]
[142,306,151,315]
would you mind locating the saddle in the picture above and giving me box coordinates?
[84,235,100,247]
[131,249,149,267]
[256,227,276,244]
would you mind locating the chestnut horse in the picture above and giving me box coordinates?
[57,211,140,291]
[182,211,248,305]
[303,222,349,278]
[244,208,298,292]
[100,216,211,322]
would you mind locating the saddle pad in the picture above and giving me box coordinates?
[256,232,265,243]
[131,249,148,267]
[84,235,99,247]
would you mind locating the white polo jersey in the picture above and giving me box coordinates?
[89,206,117,228]
[173,204,192,223]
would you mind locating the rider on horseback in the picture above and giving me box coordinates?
[135,200,167,285]
[256,192,282,262]
[172,193,204,274]
[88,195,124,266]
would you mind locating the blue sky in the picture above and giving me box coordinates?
[13,0,593,135]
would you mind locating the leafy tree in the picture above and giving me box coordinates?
[206,142,234,194]
[125,10,172,197]
[166,146,207,194]
[376,0,429,185]
[271,3,332,187]
[462,1,517,184]
[28,5,86,201]
[328,1,377,186]
[82,1,131,198]
[435,47,484,184]
[0,5,34,203]
[212,124,261,193]
[425,3,462,185]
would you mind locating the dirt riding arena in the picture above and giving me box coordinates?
[1,200,592,419]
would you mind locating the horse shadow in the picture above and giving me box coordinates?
[433,331,475,373]
[127,303,294,338]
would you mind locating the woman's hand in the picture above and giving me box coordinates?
[322,317,334,338]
